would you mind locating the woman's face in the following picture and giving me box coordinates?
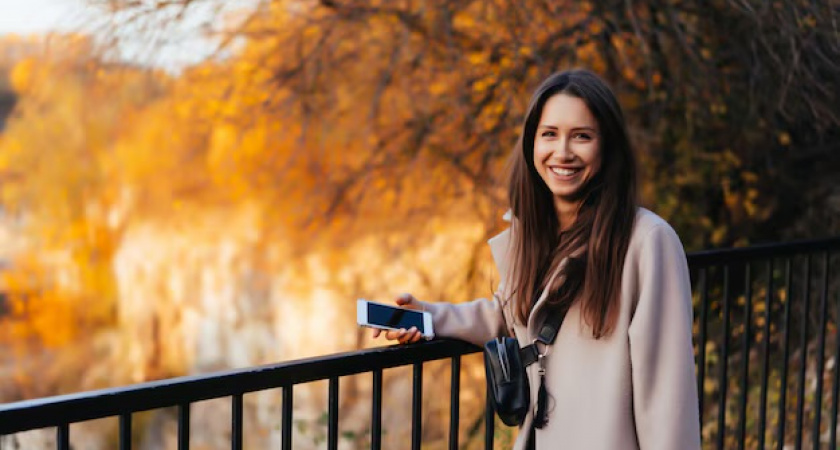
[533,93,602,214]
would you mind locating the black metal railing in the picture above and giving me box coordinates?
[689,237,840,449]
[0,339,487,449]
[1,236,840,449]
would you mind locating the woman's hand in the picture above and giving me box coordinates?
[371,293,424,344]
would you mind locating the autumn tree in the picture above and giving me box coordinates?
[87,0,840,250]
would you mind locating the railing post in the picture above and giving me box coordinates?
[738,264,752,450]
[177,403,190,450]
[231,394,243,450]
[795,256,812,450]
[811,252,830,449]
[697,267,709,425]
[328,377,339,450]
[717,265,731,450]
[777,258,793,450]
[282,385,293,450]
[57,423,69,450]
[120,413,132,450]
[411,363,423,450]
[371,369,382,450]
[757,260,772,449]
[449,356,461,450]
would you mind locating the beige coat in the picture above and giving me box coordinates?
[417,208,701,450]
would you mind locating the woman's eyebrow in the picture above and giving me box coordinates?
[538,125,598,132]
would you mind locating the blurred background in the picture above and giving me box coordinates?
[0,0,838,448]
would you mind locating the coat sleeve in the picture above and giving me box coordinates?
[628,224,701,450]
[416,295,508,347]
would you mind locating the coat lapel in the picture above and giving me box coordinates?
[488,228,512,286]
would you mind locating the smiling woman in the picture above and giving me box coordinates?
[533,93,602,228]
[376,69,701,450]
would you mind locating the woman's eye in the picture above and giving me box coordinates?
[573,132,592,140]
[541,131,556,138]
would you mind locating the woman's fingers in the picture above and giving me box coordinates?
[406,327,422,343]
[395,293,417,308]
[384,329,403,340]
[380,327,421,344]
[372,328,382,338]
[399,327,422,343]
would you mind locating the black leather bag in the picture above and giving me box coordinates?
[483,336,530,426]
[483,305,569,428]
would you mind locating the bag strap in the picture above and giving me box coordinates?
[519,304,569,367]
[520,303,570,430]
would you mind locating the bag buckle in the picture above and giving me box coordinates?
[537,353,546,376]
[532,339,548,375]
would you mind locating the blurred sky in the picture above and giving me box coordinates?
[0,0,254,71]
[0,0,95,34]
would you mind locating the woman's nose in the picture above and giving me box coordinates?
[554,137,574,161]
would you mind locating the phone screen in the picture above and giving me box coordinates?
[367,302,426,333]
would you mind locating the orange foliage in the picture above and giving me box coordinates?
[0,0,792,352]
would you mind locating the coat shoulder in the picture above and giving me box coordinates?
[632,207,671,236]
[627,208,685,261]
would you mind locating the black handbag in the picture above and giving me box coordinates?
[483,305,568,427]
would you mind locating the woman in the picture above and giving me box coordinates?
[374,69,701,450]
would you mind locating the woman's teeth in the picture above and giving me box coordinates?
[550,167,580,176]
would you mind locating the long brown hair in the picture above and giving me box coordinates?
[507,70,637,338]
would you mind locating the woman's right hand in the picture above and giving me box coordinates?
[371,293,424,344]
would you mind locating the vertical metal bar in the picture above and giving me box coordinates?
[120,413,132,450]
[231,394,243,450]
[738,263,752,450]
[795,256,811,450]
[758,260,773,450]
[282,385,293,450]
[717,265,731,450]
[697,267,709,423]
[777,258,793,450]
[449,356,461,450]
[328,377,339,450]
[829,288,840,450]
[776,258,793,450]
[411,363,423,450]
[178,403,190,450]
[811,252,830,450]
[485,382,495,450]
[57,423,70,450]
[371,370,382,450]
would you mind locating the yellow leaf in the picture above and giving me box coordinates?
[778,132,791,146]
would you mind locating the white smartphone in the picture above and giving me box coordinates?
[357,299,434,340]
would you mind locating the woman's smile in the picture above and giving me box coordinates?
[548,166,584,178]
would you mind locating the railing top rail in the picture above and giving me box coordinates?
[686,236,840,267]
[0,339,480,435]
